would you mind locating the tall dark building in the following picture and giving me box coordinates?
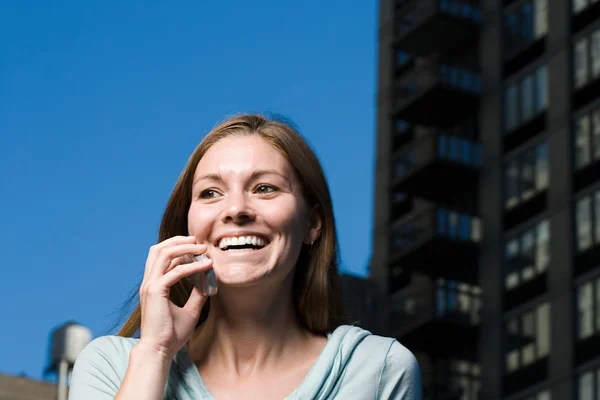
[371,0,600,399]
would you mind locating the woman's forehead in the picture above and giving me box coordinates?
[194,135,292,178]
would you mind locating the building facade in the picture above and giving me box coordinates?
[372,0,600,399]
[0,373,56,400]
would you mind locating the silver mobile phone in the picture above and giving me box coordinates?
[183,254,218,296]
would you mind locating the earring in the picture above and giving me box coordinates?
[305,240,314,254]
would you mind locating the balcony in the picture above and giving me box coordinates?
[390,191,413,222]
[420,357,481,400]
[390,200,481,283]
[572,0,600,34]
[394,0,481,56]
[394,60,481,127]
[390,278,480,357]
[392,119,415,152]
[392,130,480,204]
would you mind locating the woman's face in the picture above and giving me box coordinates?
[188,135,320,288]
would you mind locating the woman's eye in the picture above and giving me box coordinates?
[256,185,277,194]
[200,189,220,199]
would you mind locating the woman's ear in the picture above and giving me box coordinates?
[304,205,322,245]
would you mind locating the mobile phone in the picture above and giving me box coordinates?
[183,254,218,296]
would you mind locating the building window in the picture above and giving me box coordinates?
[577,196,593,251]
[576,189,600,252]
[391,222,415,251]
[576,37,590,89]
[578,365,600,399]
[573,0,600,15]
[577,276,600,341]
[522,75,534,122]
[439,64,481,93]
[393,191,407,203]
[576,114,592,168]
[535,66,548,114]
[504,0,548,57]
[574,108,600,169]
[593,111,600,160]
[392,208,481,254]
[436,208,481,243]
[505,302,551,374]
[592,31,600,78]
[574,27,600,89]
[506,84,519,132]
[445,358,480,400]
[534,0,548,38]
[523,390,551,400]
[435,280,481,325]
[393,119,411,142]
[393,150,416,180]
[438,0,482,22]
[504,65,548,132]
[395,50,411,67]
[596,191,600,242]
[437,134,481,167]
[504,142,549,210]
[397,0,481,35]
[505,220,550,290]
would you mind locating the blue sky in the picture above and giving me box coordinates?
[0,1,377,380]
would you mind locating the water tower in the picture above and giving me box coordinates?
[45,321,92,400]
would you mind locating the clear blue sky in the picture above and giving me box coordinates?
[0,1,377,380]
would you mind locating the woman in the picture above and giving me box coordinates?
[69,114,421,399]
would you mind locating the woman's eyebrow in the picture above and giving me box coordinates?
[193,173,224,186]
[193,170,293,190]
[250,169,292,189]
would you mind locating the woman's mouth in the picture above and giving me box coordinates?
[217,235,269,251]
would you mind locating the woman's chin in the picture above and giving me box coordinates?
[214,265,265,287]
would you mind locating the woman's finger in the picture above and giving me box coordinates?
[149,243,208,281]
[157,258,213,289]
[143,236,196,281]
[182,286,207,320]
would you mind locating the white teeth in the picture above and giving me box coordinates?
[217,235,267,250]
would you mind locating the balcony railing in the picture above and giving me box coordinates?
[390,277,481,355]
[393,130,480,203]
[394,60,481,126]
[390,201,481,282]
[391,205,481,253]
[396,62,481,99]
[394,0,481,56]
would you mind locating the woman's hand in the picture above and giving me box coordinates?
[138,235,212,359]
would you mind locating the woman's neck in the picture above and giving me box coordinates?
[188,274,314,377]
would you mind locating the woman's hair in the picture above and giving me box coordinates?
[117,113,347,337]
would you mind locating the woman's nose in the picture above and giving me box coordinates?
[222,192,256,223]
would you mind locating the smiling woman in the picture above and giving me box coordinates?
[68,114,422,400]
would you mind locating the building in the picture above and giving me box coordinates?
[371,0,600,399]
[339,273,380,331]
[0,373,56,400]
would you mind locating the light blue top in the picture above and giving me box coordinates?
[69,325,422,399]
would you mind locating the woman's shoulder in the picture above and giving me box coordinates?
[328,325,422,399]
[77,335,140,365]
[69,335,140,399]
[329,324,416,361]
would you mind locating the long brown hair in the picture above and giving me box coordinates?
[117,113,347,337]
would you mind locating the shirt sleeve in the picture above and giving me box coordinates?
[377,340,422,400]
[68,336,131,400]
